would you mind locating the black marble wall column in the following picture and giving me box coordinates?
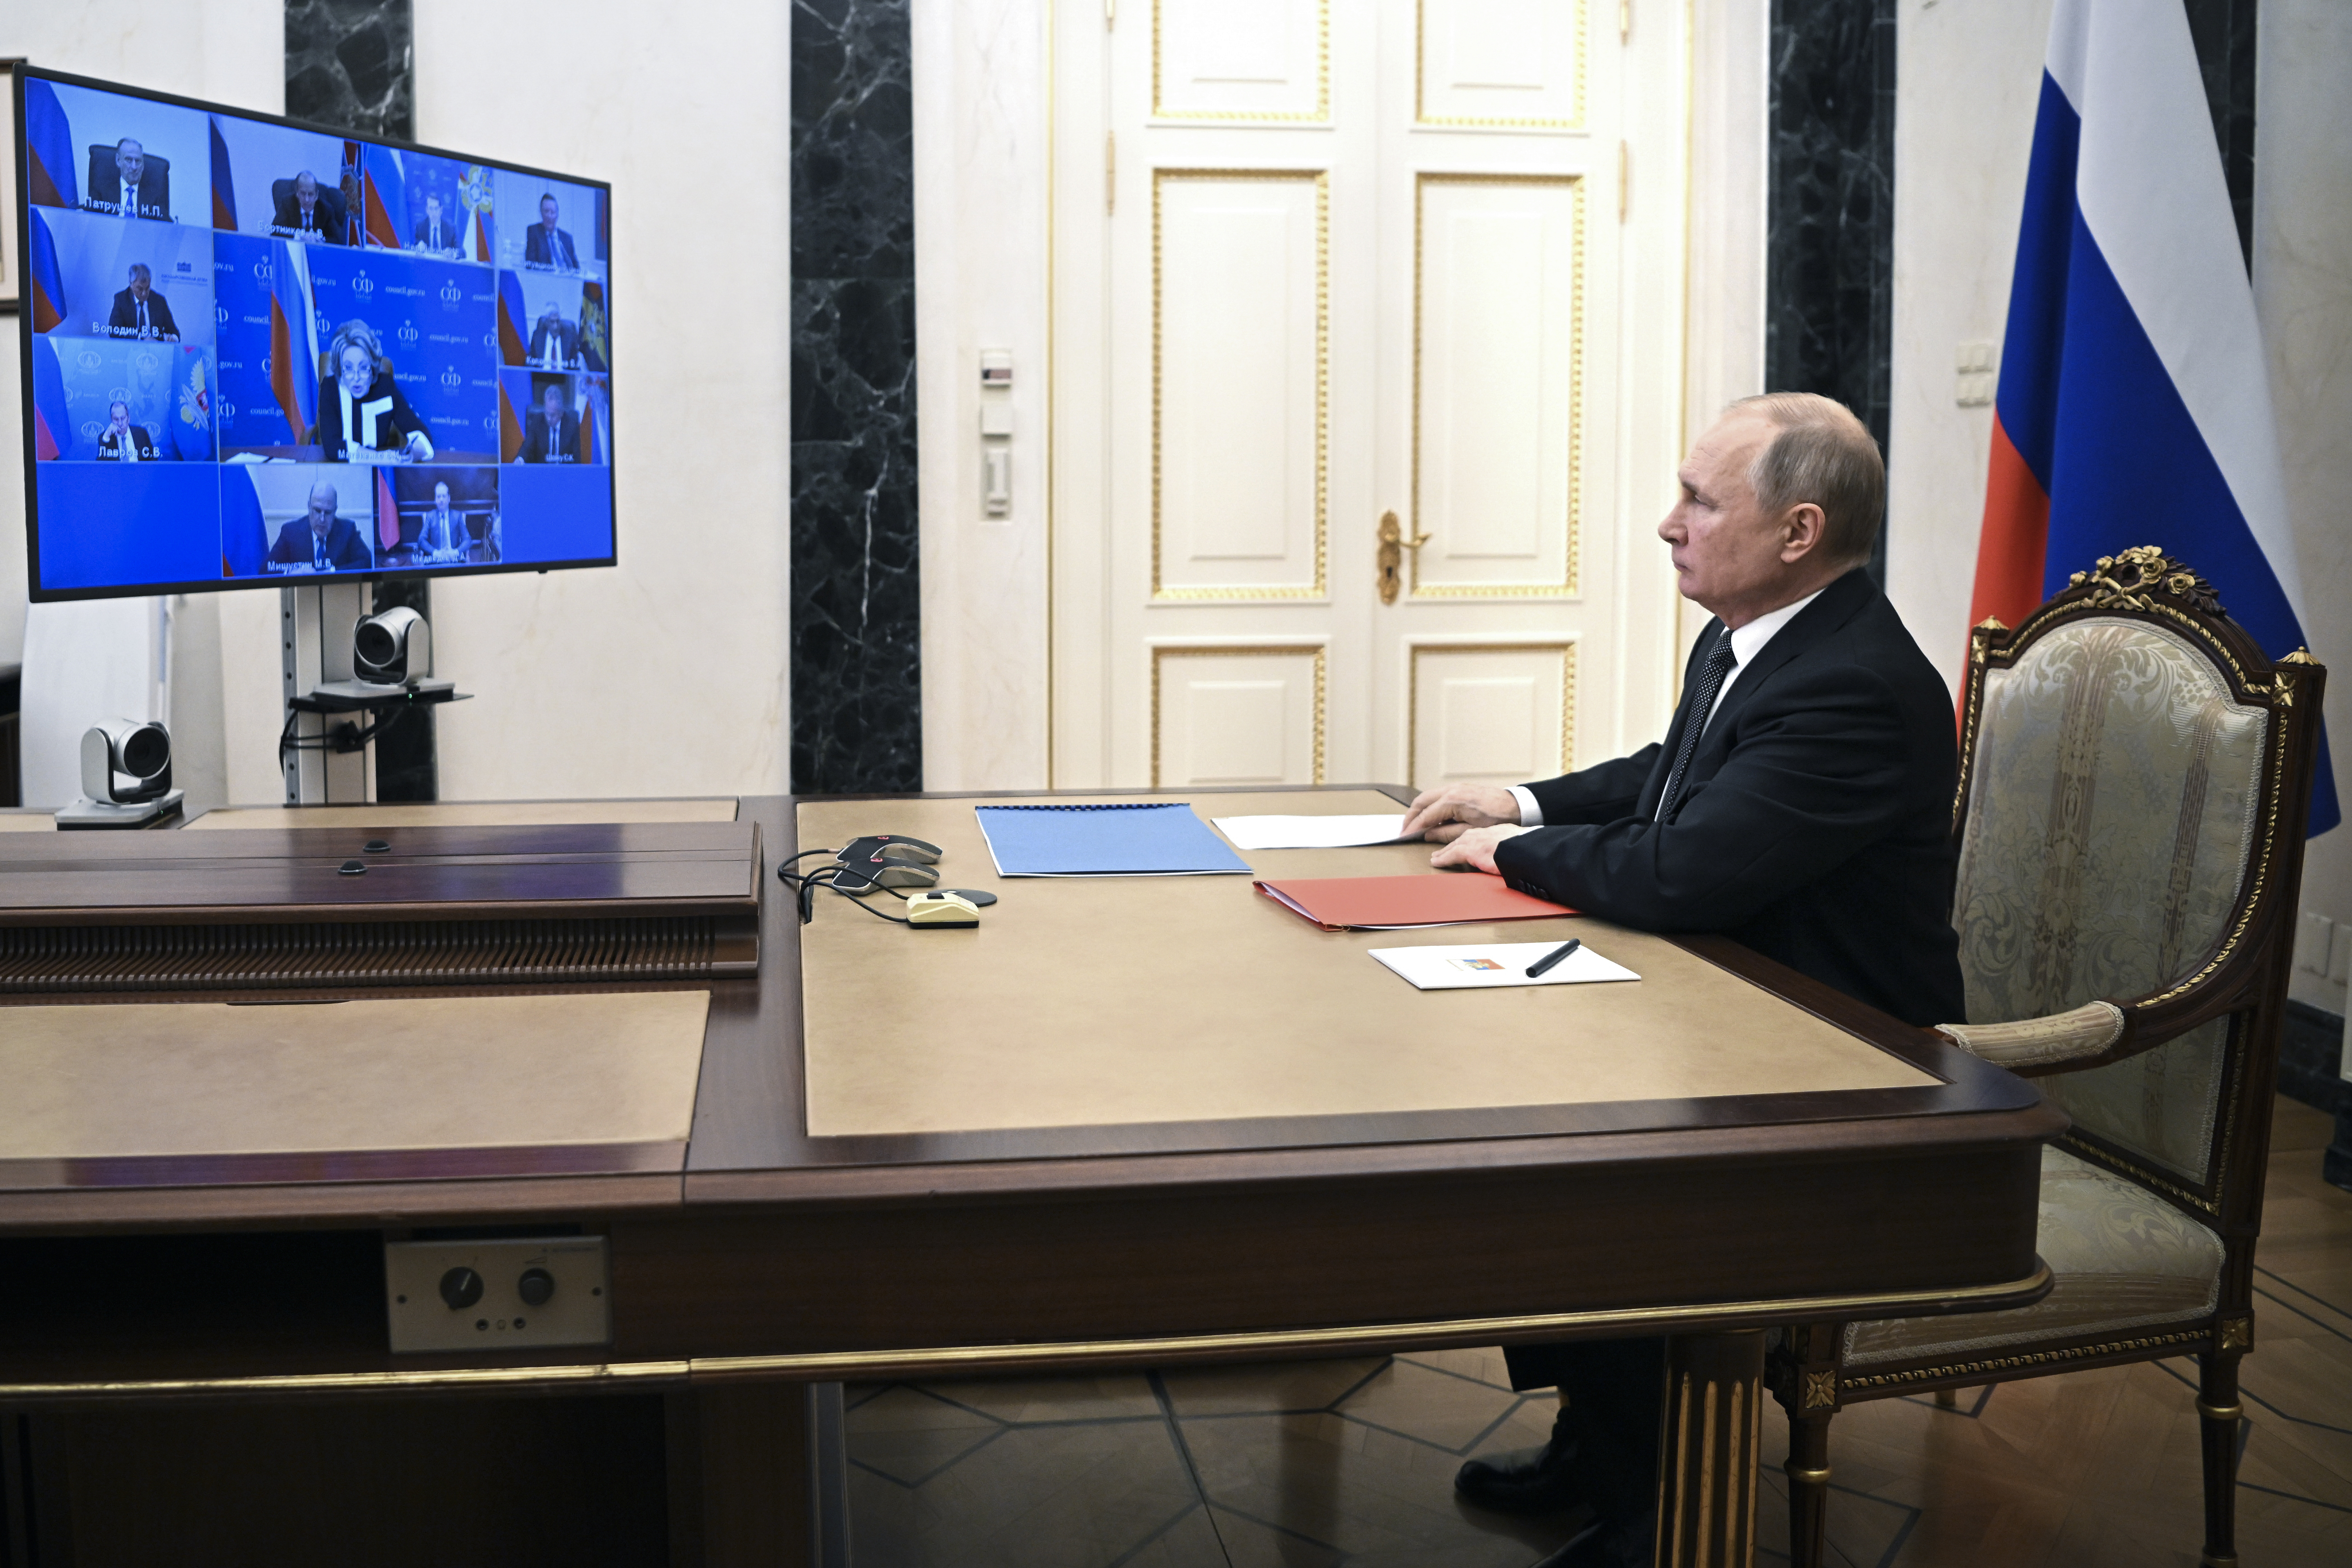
[2184,0,2258,271]
[791,0,921,793]
[286,0,434,799]
[1764,0,1896,582]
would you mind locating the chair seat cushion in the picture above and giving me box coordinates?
[1844,1146,2222,1366]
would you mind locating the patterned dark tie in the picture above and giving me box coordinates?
[1655,628,1738,822]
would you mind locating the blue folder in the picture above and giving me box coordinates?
[974,803,1254,877]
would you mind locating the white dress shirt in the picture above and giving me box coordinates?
[1511,587,1827,827]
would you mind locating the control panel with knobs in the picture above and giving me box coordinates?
[384,1237,609,1354]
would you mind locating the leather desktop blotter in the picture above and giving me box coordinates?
[0,821,762,991]
[1255,873,1574,930]
[0,991,711,1187]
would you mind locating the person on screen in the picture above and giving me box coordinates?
[274,171,349,243]
[521,381,579,464]
[413,192,462,257]
[267,481,374,572]
[88,139,169,220]
[523,194,580,271]
[528,305,580,370]
[106,264,181,341]
[311,320,435,464]
[97,402,158,461]
[415,481,473,562]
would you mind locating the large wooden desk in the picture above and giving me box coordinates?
[0,790,2058,1568]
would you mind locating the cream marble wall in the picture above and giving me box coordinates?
[911,0,1049,790]
[1887,0,2352,1018]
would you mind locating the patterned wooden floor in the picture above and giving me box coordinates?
[844,1097,2352,1566]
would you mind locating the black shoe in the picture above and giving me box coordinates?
[1454,1411,1587,1516]
[1529,1514,1654,1568]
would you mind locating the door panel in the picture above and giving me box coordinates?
[1417,0,1587,128]
[1154,646,1327,787]
[1155,0,1331,121]
[1154,172,1328,599]
[1409,643,1574,788]
[1412,174,1583,597]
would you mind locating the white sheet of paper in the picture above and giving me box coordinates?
[1368,942,1641,991]
[1211,813,1413,850]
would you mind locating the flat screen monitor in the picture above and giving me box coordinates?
[14,67,616,601]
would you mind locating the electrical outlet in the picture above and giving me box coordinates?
[2302,912,2336,976]
[385,1237,610,1354]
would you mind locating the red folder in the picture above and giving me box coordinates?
[1254,874,1574,931]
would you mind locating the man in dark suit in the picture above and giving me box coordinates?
[413,481,473,562]
[273,171,348,242]
[267,480,374,572]
[526,305,580,370]
[523,193,580,270]
[106,264,180,340]
[97,402,157,461]
[521,381,579,463]
[86,139,170,219]
[1401,393,1964,1568]
[412,191,461,256]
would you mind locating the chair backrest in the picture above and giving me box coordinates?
[1950,548,2324,1228]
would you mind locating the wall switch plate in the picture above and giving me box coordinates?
[385,1237,611,1354]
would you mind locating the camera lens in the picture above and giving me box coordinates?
[355,621,398,670]
[119,725,169,779]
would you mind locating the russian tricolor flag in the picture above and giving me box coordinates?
[1968,0,2336,836]
[267,239,320,442]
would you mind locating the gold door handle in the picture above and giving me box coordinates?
[1376,511,1431,605]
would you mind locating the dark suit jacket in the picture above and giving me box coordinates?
[267,516,374,571]
[522,409,580,463]
[311,369,429,460]
[526,321,580,366]
[1492,568,1965,1027]
[523,223,579,269]
[85,158,171,220]
[107,288,179,340]
[413,214,460,251]
[273,186,349,241]
[98,426,157,460]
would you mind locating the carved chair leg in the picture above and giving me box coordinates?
[2197,1350,2243,1567]
[1783,1409,1832,1568]
[1933,1389,1957,1408]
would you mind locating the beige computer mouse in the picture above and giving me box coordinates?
[905,891,982,928]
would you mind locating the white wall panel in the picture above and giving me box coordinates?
[1417,0,1583,127]
[1155,173,1326,597]
[1409,643,1573,787]
[1154,646,1324,786]
[1155,0,1328,121]
[1413,175,1581,596]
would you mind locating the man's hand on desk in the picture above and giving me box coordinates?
[1400,783,1522,843]
[1430,824,1529,875]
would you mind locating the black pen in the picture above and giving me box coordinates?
[1525,937,1582,978]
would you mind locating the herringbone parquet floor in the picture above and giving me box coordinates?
[845,1096,2352,1566]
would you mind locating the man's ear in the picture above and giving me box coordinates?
[1778,502,1828,563]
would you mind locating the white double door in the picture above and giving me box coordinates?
[1051,0,1690,791]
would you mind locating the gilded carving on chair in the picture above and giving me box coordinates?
[1954,621,2267,1029]
[2064,546,2225,616]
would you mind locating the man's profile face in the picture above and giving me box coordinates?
[308,484,337,534]
[542,385,564,420]
[295,173,318,205]
[540,197,559,228]
[1657,412,1797,618]
[115,141,143,184]
[128,271,150,300]
[434,483,451,510]
[338,343,375,398]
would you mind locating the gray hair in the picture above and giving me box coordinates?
[1729,393,1884,566]
[327,319,384,371]
[128,262,152,283]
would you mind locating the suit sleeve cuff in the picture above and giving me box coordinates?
[1510,786,1544,828]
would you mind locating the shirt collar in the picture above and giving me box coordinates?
[1724,586,1826,670]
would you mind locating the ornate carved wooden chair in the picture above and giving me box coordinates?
[1767,549,2328,1568]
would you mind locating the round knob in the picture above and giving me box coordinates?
[364,839,391,853]
[517,1268,556,1307]
[438,1266,484,1310]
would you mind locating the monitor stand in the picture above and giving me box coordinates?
[279,583,468,806]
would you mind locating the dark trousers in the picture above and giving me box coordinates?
[1502,1336,1665,1524]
